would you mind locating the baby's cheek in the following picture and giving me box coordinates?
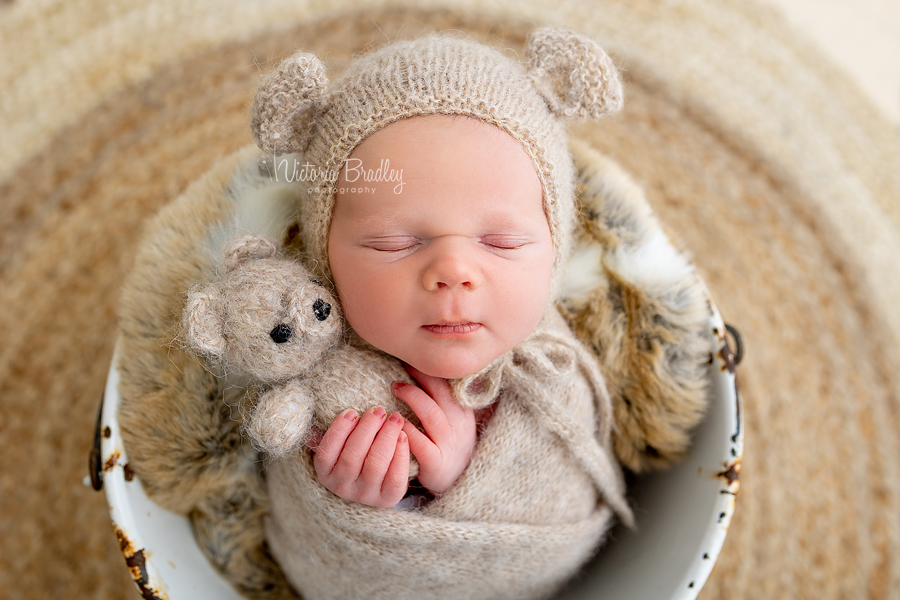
[500,269,550,338]
[340,277,401,348]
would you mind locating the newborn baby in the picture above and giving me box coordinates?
[249,27,634,600]
[309,113,555,506]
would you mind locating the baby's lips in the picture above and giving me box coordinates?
[421,322,482,334]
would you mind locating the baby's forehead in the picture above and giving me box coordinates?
[330,184,548,234]
[331,114,547,228]
[353,202,540,231]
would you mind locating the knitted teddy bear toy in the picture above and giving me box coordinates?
[183,233,420,470]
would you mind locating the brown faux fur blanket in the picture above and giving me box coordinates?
[115,138,709,598]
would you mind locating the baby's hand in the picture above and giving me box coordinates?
[309,406,410,508]
[392,365,477,495]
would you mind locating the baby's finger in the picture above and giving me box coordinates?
[359,412,405,490]
[401,419,441,467]
[403,364,458,414]
[392,381,448,441]
[382,431,411,503]
[305,425,325,452]
[329,406,388,481]
[312,409,358,477]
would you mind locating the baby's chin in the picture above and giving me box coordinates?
[403,349,502,381]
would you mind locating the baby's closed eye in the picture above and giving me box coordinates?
[362,233,531,253]
[364,236,420,252]
[479,234,530,250]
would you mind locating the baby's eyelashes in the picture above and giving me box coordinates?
[364,237,420,252]
[479,234,530,250]
[362,234,531,253]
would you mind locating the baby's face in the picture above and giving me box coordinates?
[328,115,553,379]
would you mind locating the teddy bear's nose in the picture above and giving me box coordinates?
[270,324,293,344]
[313,299,331,321]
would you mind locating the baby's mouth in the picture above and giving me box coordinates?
[422,322,482,335]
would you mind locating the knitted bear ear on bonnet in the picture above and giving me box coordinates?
[525,27,623,119]
[249,52,329,155]
[249,26,623,155]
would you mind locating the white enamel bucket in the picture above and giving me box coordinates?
[91,305,743,600]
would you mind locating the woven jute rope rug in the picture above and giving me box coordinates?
[2,1,900,598]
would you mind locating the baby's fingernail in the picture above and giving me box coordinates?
[398,431,408,444]
[342,409,359,421]
[372,406,386,418]
[392,382,407,392]
[388,412,403,424]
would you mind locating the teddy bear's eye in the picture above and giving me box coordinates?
[313,299,331,322]
[270,324,293,344]
[311,279,325,287]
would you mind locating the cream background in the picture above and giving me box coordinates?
[762,0,900,123]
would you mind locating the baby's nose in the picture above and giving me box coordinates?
[421,240,481,291]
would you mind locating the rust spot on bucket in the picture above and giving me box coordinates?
[115,527,132,554]
[104,451,120,472]
[123,463,135,482]
[717,457,741,487]
[114,527,169,600]
[103,426,112,439]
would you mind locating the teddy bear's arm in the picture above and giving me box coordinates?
[247,378,315,459]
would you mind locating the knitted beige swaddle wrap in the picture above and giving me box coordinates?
[266,310,631,600]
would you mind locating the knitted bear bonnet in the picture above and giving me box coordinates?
[250,27,624,301]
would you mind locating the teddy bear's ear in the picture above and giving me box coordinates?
[250,50,329,155]
[184,286,226,358]
[222,234,279,271]
[525,27,623,120]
